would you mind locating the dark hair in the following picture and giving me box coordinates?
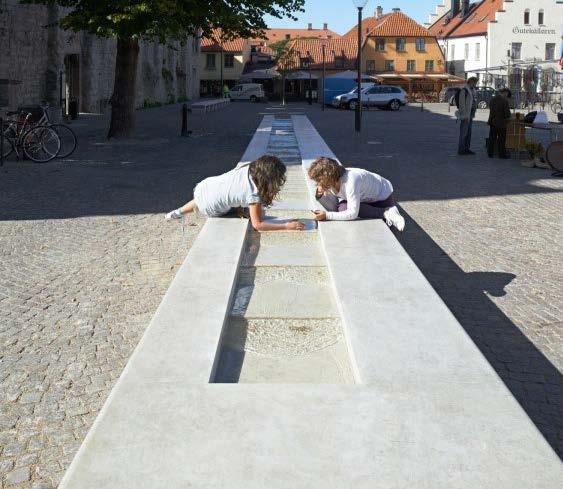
[499,88,512,98]
[308,157,345,189]
[249,155,286,207]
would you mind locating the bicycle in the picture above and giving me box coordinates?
[551,101,562,114]
[19,103,78,158]
[1,110,61,163]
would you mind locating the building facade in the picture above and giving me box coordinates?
[427,0,562,89]
[200,30,251,97]
[0,0,201,114]
[361,9,445,76]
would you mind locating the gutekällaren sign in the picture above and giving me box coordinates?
[512,26,556,35]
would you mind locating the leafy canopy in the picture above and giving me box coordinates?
[23,0,305,41]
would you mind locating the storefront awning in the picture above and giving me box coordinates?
[240,69,280,80]
[287,71,319,80]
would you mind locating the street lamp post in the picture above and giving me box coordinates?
[353,0,369,132]
[321,37,328,111]
[307,51,313,105]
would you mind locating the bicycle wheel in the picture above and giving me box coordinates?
[1,124,16,159]
[49,124,77,158]
[22,125,61,163]
[551,102,562,114]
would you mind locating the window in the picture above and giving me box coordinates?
[511,42,522,60]
[375,38,385,51]
[396,38,406,52]
[366,60,375,72]
[300,57,310,69]
[385,60,395,72]
[205,53,216,69]
[425,60,434,72]
[524,9,530,25]
[334,56,345,68]
[224,53,234,68]
[538,9,544,25]
[475,43,480,61]
[367,86,381,94]
[464,43,469,60]
[407,60,416,72]
[415,38,426,52]
[545,43,555,60]
[450,44,456,60]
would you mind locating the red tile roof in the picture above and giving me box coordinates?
[345,10,435,39]
[367,10,436,37]
[281,37,358,71]
[343,14,390,39]
[201,28,247,52]
[428,0,502,38]
[262,27,341,44]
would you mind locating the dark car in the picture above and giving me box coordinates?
[439,86,460,103]
[441,85,498,109]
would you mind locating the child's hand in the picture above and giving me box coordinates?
[312,210,327,221]
[285,220,305,231]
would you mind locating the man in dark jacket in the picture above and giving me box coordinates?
[487,88,512,158]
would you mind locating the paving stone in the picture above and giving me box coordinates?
[5,466,31,485]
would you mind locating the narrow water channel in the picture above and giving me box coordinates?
[213,116,354,383]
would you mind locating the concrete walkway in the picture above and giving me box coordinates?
[59,115,562,488]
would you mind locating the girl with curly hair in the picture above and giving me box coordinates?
[308,157,405,231]
[166,155,305,231]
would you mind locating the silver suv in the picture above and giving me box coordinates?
[346,85,407,111]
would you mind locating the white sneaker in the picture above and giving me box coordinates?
[165,209,183,220]
[384,206,405,232]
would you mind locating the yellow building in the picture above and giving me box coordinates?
[344,7,460,96]
[359,9,445,75]
[200,29,250,97]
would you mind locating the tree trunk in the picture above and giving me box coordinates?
[108,37,140,139]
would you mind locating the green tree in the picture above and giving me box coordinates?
[25,0,304,138]
[272,40,298,106]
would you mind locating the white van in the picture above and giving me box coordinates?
[229,83,265,102]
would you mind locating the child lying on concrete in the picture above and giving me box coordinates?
[166,155,305,231]
[308,157,405,231]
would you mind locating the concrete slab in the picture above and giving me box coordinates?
[215,340,354,383]
[242,235,324,267]
[231,267,339,319]
[59,382,562,489]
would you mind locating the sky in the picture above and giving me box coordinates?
[263,0,438,34]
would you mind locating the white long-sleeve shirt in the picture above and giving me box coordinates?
[325,168,393,221]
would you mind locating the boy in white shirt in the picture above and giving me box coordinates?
[308,157,405,231]
[166,155,304,231]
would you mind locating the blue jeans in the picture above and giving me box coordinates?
[458,118,473,153]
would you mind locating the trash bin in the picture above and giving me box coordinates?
[69,98,79,120]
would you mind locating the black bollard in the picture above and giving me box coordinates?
[0,118,3,167]
[181,103,190,137]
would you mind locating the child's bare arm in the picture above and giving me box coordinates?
[249,204,305,231]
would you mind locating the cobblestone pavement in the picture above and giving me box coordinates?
[305,102,563,457]
[0,104,265,488]
[0,102,562,487]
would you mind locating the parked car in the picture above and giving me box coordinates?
[439,86,461,103]
[345,85,407,111]
[441,85,498,109]
[228,83,265,102]
[331,83,376,109]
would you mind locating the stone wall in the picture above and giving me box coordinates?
[0,0,201,113]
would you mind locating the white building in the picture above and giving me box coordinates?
[426,0,562,88]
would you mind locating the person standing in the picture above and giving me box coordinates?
[223,84,229,99]
[457,76,478,155]
[487,88,512,159]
